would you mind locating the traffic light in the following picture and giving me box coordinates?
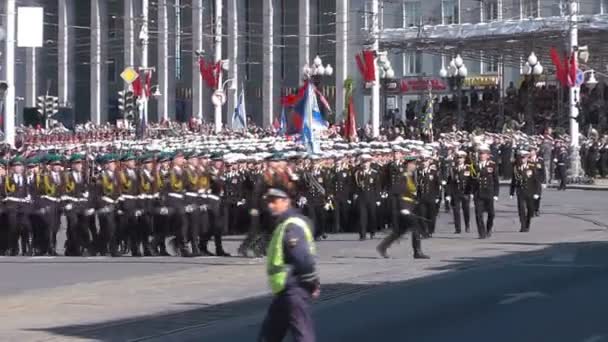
[118,90,136,120]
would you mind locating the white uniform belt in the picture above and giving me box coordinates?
[5,196,30,203]
[206,194,220,201]
[120,194,138,200]
[101,196,117,204]
[185,192,199,198]
[41,195,61,202]
[168,193,184,199]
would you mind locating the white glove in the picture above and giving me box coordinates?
[400,209,411,215]
[553,159,558,163]
[249,208,259,216]
[134,209,143,217]
[376,201,381,206]
[324,202,331,210]
[64,203,73,211]
[435,199,440,204]
[533,194,540,200]
[237,200,245,207]
[469,194,474,200]
[83,191,89,198]
[353,194,359,200]
[510,195,513,200]
[160,207,169,215]
[493,196,498,201]
[445,196,451,202]
[84,208,95,216]
[347,200,351,205]
[441,180,447,186]
[542,184,547,189]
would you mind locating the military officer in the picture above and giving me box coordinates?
[471,145,499,239]
[354,154,380,240]
[446,151,472,233]
[510,150,542,232]
[528,146,545,215]
[95,154,122,257]
[417,153,441,237]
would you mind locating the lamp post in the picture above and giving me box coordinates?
[377,52,396,126]
[521,52,543,134]
[302,55,333,87]
[440,54,468,129]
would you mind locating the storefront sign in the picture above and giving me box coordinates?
[400,78,447,93]
[463,76,499,87]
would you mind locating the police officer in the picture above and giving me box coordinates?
[471,145,499,239]
[377,156,429,259]
[510,150,541,232]
[258,186,319,342]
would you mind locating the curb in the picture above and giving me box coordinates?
[498,181,608,191]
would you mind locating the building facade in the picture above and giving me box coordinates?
[2,0,607,128]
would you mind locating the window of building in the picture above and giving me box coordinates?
[482,0,500,21]
[403,52,422,75]
[403,1,422,27]
[482,56,499,74]
[108,15,118,39]
[108,59,116,83]
[442,0,459,24]
[522,0,539,17]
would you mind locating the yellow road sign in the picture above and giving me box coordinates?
[120,67,139,84]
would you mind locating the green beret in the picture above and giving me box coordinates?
[26,156,40,166]
[404,156,417,162]
[157,152,172,163]
[139,153,155,163]
[120,153,136,162]
[46,154,63,165]
[69,154,85,163]
[9,156,24,166]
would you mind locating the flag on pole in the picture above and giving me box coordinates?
[295,82,327,154]
[232,88,247,130]
[343,78,357,142]
[279,106,287,136]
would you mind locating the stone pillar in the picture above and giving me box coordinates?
[335,0,348,121]
[192,0,204,121]
[299,0,310,76]
[58,0,75,107]
[157,0,170,121]
[123,0,136,68]
[262,0,274,128]
[226,0,239,129]
[90,0,108,124]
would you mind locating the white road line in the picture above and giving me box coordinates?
[582,334,605,342]
[29,256,56,260]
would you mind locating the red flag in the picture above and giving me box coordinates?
[343,95,358,142]
[355,50,377,83]
[549,47,567,87]
[569,51,577,87]
[132,76,143,97]
[145,71,152,97]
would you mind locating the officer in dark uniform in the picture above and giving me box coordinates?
[417,153,441,237]
[528,146,545,215]
[96,154,122,257]
[62,154,94,256]
[471,145,499,239]
[167,150,192,257]
[510,150,541,232]
[183,152,202,256]
[354,154,379,240]
[377,155,429,259]
[138,153,159,256]
[301,158,328,241]
[153,152,172,256]
[200,154,230,256]
[554,145,568,190]
[5,156,33,256]
[37,155,64,256]
[447,150,471,233]
[331,156,353,233]
[117,153,142,256]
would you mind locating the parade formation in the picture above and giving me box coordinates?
[0,126,564,259]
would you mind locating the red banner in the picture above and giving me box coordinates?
[400,78,447,93]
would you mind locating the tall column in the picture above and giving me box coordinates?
[90,0,107,124]
[59,0,75,107]
[158,0,170,122]
[370,0,380,137]
[124,0,136,68]
[299,0,310,75]
[25,49,37,108]
[141,0,149,124]
[4,0,16,146]
[226,0,239,129]
[213,0,223,133]
[262,0,274,128]
[335,0,348,121]
[192,0,204,121]
[568,0,581,178]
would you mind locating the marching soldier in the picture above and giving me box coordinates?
[554,144,569,190]
[5,157,33,256]
[200,154,230,256]
[471,145,499,239]
[138,153,159,256]
[331,157,353,233]
[528,146,545,216]
[417,153,441,238]
[300,158,328,241]
[166,151,192,257]
[510,150,541,232]
[62,154,94,256]
[153,152,172,256]
[446,151,472,233]
[354,154,379,240]
[377,156,429,259]
[117,153,142,256]
[95,154,121,257]
[36,155,64,256]
[184,152,203,256]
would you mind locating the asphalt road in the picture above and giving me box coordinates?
[1,188,608,341]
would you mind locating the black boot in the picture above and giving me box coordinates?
[414,250,430,259]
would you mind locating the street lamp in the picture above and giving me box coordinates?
[302,55,333,87]
[521,52,543,134]
[440,54,468,129]
[377,52,397,125]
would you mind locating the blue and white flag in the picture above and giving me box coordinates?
[279,106,287,136]
[299,82,327,154]
[232,89,247,130]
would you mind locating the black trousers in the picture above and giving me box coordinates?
[452,195,470,232]
[378,213,423,255]
[201,198,226,254]
[6,208,32,256]
[557,165,567,190]
[305,203,326,239]
[186,210,201,254]
[98,210,118,255]
[474,197,495,238]
[517,193,535,231]
[65,208,92,255]
[357,197,377,238]
[333,199,351,233]
[417,200,438,236]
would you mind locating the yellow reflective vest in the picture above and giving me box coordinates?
[266,216,316,295]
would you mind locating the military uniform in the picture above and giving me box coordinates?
[354,159,379,240]
[471,152,499,239]
[417,161,441,237]
[62,154,94,256]
[95,155,122,256]
[510,154,541,232]
[447,153,472,233]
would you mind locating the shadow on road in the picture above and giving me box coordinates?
[25,240,608,341]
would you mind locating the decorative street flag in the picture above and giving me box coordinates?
[343,78,358,142]
[296,82,327,154]
[279,106,287,136]
[232,88,247,130]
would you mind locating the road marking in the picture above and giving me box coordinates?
[499,292,546,305]
[29,256,56,260]
[582,335,605,342]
